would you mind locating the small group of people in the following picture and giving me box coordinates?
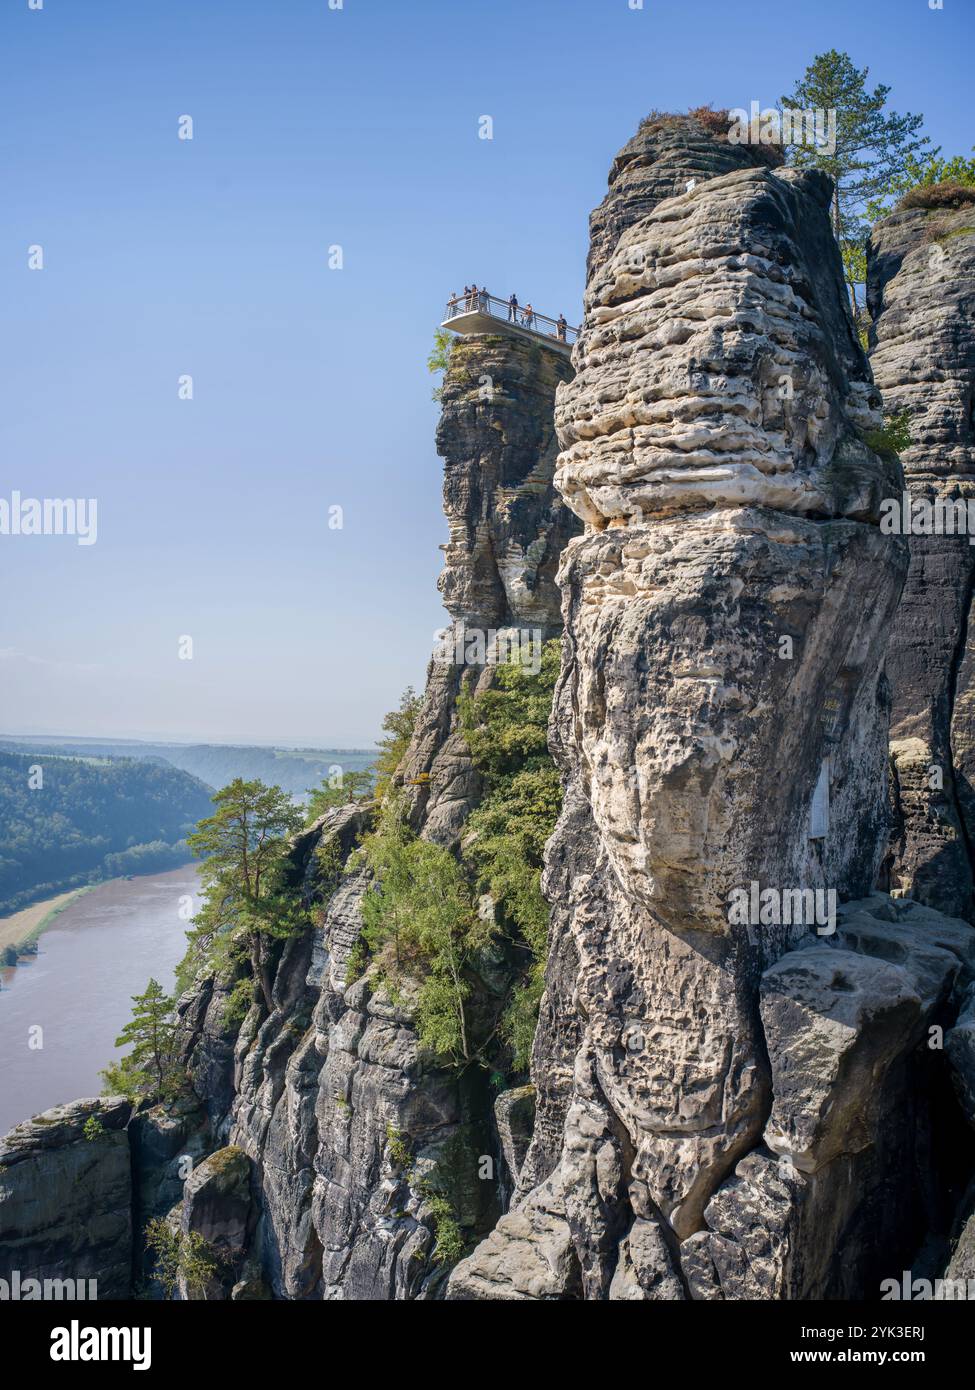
[506,293,535,328]
[445,286,570,342]
[446,285,489,315]
[507,294,569,342]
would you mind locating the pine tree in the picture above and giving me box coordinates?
[782,50,932,311]
[102,977,178,1100]
[186,778,304,1011]
[305,769,372,823]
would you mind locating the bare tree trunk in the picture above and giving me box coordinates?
[832,183,859,319]
[251,935,274,1013]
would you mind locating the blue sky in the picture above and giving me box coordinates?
[1,0,971,746]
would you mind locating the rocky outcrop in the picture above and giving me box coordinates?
[433,334,575,639]
[683,896,975,1300]
[401,333,575,846]
[175,1145,254,1298]
[586,109,782,281]
[868,198,975,918]
[0,1098,133,1298]
[153,333,578,1301]
[449,117,975,1302]
[7,115,975,1311]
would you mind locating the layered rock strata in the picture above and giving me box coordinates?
[867,199,975,918]
[401,333,575,846]
[449,118,975,1301]
[0,1098,133,1299]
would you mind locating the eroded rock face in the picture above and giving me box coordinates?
[401,334,576,847]
[435,334,575,637]
[175,336,577,1300]
[868,202,975,919]
[0,1098,132,1299]
[11,120,974,1312]
[448,117,975,1303]
[684,896,975,1300]
[561,167,884,528]
[586,110,780,281]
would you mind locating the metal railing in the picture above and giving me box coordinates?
[443,290,579,346]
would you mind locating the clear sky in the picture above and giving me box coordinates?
[1,0,971,746]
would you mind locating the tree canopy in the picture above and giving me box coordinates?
[782,49,932,309]
[184,778,304,1011]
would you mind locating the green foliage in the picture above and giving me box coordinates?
[182,779,305,1011]
[344,933,369,984]
[372,687,423,802]
[144,1218,181,1295]
[305,769,373,824]
[311,831,346,891]
[144,1219,221,1300]
[382,1128,466,1268]
[0,750,212,916]
[386,1123,413,1171]
[83,1116,105,1142]
[458,641,562,1070]
[0,736,376,806]
[458,641,560,782]
[427,328,454,403]
[424,1192,464,1266]
[358,797,489,1065]
[181,1232,221,1299]
[867,148,975,220]
[499,972,546,1074]
[782,49,933,305]
[865,411,913,457]
[842,241,867,309]
[101,977,181,1104]
[221,976,257,1029]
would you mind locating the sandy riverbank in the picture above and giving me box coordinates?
[0,886,99,954]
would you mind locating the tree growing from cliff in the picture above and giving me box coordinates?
[305,768,373,824]
[459,640,562,1070]
[185,779,304,1013]
[427,328,454,403]
[782,50,932,311]
[357,796,490,1066]
[372,685,422,802]
[101,977,180,1102]
[144,1219,222,1300]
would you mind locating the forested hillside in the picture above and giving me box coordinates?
[0,752,214,915]
[0,738,375,802]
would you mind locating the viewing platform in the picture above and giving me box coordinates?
[441,291,579,357]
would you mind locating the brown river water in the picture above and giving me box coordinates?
[0,865,200,1136]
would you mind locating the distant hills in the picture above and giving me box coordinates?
[0,737,376,803]
[0,738,377,917]
[0,750,216,916]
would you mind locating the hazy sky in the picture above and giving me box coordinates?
[2,0,971,746]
